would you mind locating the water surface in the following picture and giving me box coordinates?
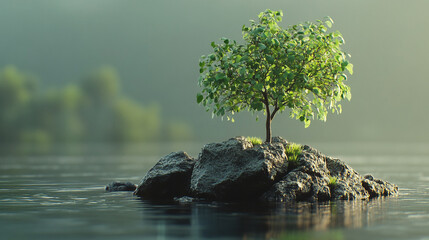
[1,142,429,240]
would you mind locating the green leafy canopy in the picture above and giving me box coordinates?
[197,9,353,136]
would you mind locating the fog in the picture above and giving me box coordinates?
[1,0,428,145]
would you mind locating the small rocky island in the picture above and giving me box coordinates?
[129,137,398,202]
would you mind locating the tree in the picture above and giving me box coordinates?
[197,9,353,143]
[0,65,37,142]
[111,99,161,142]
[81,66,120,104]
[80,66,120,141]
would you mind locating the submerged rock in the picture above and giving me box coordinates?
[134,151,195,199]
[135,137,399,202]
[106,181,137,192]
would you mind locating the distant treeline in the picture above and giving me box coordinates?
[0,65,193,153]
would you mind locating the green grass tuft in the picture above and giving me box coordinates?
[246,136,263,145]
[328,176,338,187]
[286,143,302,164]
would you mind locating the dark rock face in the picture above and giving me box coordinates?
[260,145,375,202]
[134,151,195,199]
[261,171,313,202]
[106,182,137,192]
[325,157,369,200]
[362,175,399,197]
[135,137,399,202]
[190,137,289,201]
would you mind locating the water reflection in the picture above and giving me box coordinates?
[1,152,426,239]
[138,198,392,239]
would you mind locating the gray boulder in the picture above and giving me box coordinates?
[190,137,289,201]
[106,181,137,192]
[134,151,195,199]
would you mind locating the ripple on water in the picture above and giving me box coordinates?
[54,186,104,193]
[34,193,58,199]
[2,150,429,240]
[59,173,100,177]
[70,197,89,201]
[109,176,141,182]
[408,214,429,219]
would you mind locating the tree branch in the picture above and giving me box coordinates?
[271,105,279,120]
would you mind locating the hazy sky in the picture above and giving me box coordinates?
[1,0,428,142]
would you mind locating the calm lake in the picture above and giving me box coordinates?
[1,142,429,240]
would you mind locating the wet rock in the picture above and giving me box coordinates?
[134,136,399,202]
[326,157,360,181]
[173,196,198,204]
[326,157,370,200]
[135,151,195,199]
[294,147,330,177]
[271,136,289,147]
[260,171,312,202]
[330,180,369,200]
[362,175,399,197]
[190,137,289,201]
[106,181,137,192]
[311,177,332,201]
[261,142,397,202]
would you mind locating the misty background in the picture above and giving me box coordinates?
[0,0,427,153]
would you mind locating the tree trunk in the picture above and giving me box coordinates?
[263,92,272,143]
[265,115,272,143]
